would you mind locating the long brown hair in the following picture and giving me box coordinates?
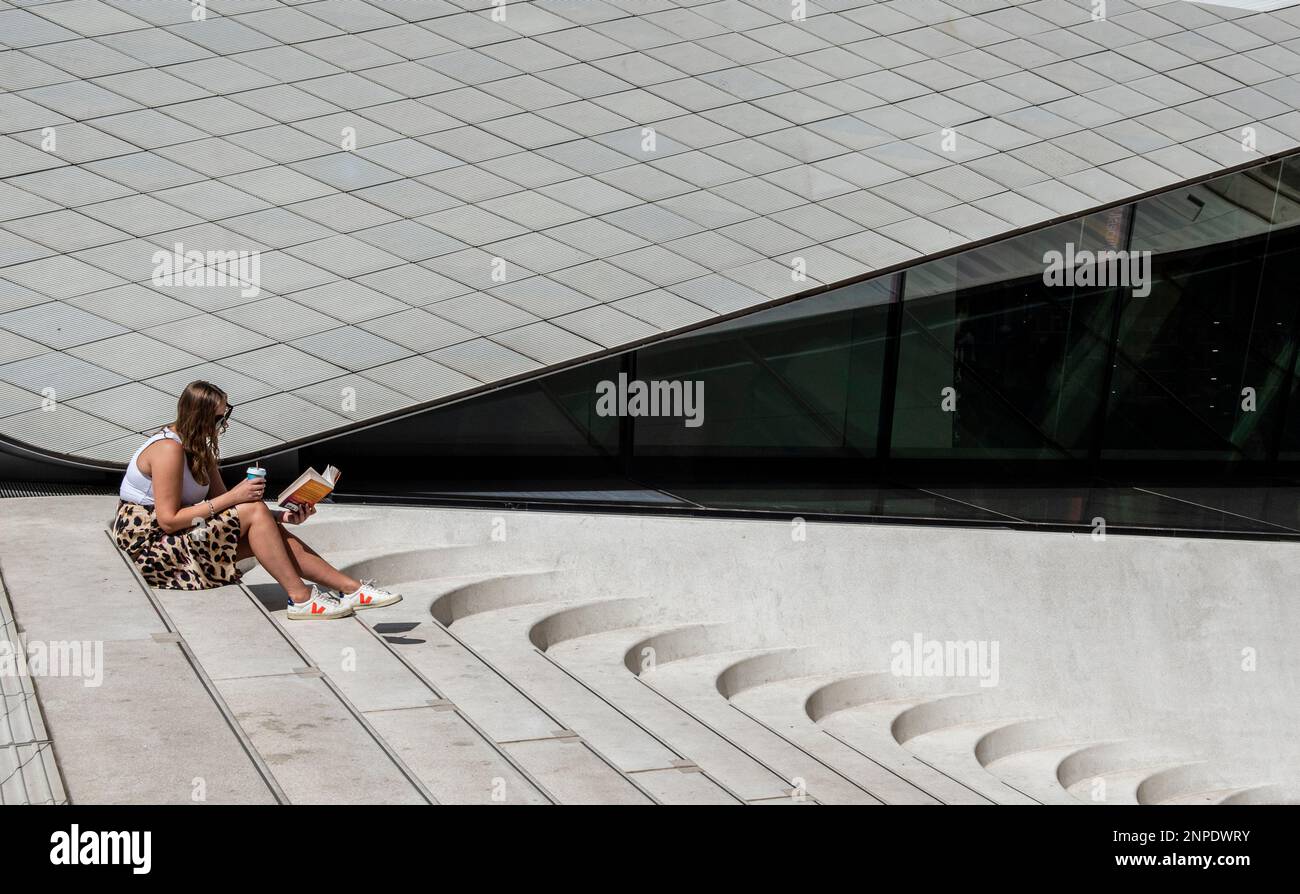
[169,381,227,486]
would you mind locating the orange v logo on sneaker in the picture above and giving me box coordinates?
[310,603,326,614]
[359,594,372,604]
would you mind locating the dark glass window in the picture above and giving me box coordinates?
[1102,162,1296,462]
[633,276,894,458]
[286,151,1300,535]
[300,356,623,488]
[891,213,1122,460]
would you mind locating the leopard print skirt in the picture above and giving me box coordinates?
[112,501,243,590]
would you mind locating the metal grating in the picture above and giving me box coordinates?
[0,561,67,803]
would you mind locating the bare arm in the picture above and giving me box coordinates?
[146,442,258,534]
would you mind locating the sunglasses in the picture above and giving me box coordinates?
[217,405,234,430]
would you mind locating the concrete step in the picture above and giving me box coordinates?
[530,598,822,802]
[328,545,508,590]
[444,600,741,804]
[542,614,795,802]
[1066,767,1150,805]
[363,705,549,806]
[231,513,1288,808]
[247,561,657,804]
[639,650,886,805]
[271,512,440,553]
[294,504,504,555]
[1220,784,1300,804]
[728,674,944,805]
[713,647,957,804]
[529,596,1011,805]
[1162,788,1246,805]
[356,599,654,804]
[243,544,657,802]
[157,583,432,804]
[532,602,894,803]
[216,671,429,805]
[0,497,273,804]
[260,598,550,805]
[901,723,1039,804]
[973,719,1092,805]
[1057,742,1191,805]
[238,543,495,590]
[458,611,688,772]
[888,694,1039,804]
[981,744,1088,805]
[7,495,1295,805]
[807,672,1002,806]
[1135,763,1263,806]
[816,708,997,805]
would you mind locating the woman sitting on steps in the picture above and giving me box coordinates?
[112,380,401,620]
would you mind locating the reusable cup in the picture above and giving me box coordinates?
[246,466,267,482]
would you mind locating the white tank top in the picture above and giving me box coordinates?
[119,427,210,507]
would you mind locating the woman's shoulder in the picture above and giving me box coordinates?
[139,433,184,469]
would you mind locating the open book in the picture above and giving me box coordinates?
[276,465,340,513]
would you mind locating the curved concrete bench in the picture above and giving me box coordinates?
[430,570,565,626]
[337,544,493,588]
[1220,783,1300,805]
[529,598,662,652]
[636,647,885,805]
[1135,763,1256,806]
[805,671,957,723]
[887,694,1039,804]
[1056,741,1191,804]
[716,648,851,700]
[892,692,1021,746]
[721,666,946,805]
[534,612,894,804]
[802,676,1007,804]
[530,621,801,802]
[974,719,1094,805]
[286,517,435,553]
[623,623,763,676]
[974,718,1077,766]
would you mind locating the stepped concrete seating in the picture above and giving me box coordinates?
[244,549,660,804]
[718,652,950,805]
[729,681,945,804]
[0,497,272,804]
[0,497,1297,804]
[157,583,433,805]
[1057,742,1195,805]
[376,575,740,803]
[537,607,808,802]
[889,694,1039,804]
[973,721,1097,806]
[630,646,885,804]
[1221,784,1300,804]
[804,673,1009,804]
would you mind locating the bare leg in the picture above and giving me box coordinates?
[236,501,312,603]
[235,517,363,594]
[280,527,361,594]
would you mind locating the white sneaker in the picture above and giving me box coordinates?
[339,579,403,612]
[286,585,353,620]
